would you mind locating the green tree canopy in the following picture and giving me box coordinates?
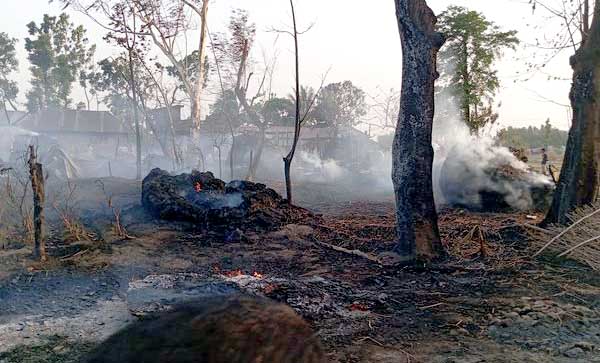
[437,6,519,134]
[89,55,154,118]
[204,90,242,133]
[0,32,19,112]
[260,96,295,126]
[25,13,95,112]
[314,80,366,128]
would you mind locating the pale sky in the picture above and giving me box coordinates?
[2,0,574,131]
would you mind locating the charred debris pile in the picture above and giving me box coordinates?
[439,145,555,213]
[142,168,314,234]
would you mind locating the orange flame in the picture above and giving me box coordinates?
[223,269,243,278]
[194,182,202,193]
[252,271,264,279]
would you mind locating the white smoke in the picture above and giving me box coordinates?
[431,97,553,211]
[298,151,346,182]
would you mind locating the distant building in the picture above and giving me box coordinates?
[237,124,384,170]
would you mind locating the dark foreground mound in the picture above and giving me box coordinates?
[142,168,312,230]
[86,294,326,363]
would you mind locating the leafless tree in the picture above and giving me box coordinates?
[273,0,324,204]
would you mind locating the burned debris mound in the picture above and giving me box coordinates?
[142,168,312,230]
[86,294,326,363]
[440,146,554,212]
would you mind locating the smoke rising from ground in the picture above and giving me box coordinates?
[432,98,553,211]
[0,90,552,212]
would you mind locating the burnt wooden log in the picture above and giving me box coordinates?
[392,0,446,262]
[28,145,46,262]
[86,294,326,363]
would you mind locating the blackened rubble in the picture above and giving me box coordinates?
[440,155,555,212]
[142,168,314,231]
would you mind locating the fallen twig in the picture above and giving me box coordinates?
[557,234,600,257]
[313,239,380,263]
[60,248,89,261]
[357,336,384,347]
[522,223,552,234]
[418,302,445,310]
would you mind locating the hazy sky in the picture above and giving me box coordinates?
[2,0,574,131]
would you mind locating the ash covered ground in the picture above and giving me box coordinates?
[1,174,599,363]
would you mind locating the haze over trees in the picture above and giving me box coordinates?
[496,119,568,149]
[7,0,593,236]
[437,6,519,134]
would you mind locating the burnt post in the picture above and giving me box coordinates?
[392,0,447,263]
[28,145,46,261]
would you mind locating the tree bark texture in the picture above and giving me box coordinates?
[393,0,446,262]
[28,145,46,262]
[544,2,600,225]
[191,0,210,130]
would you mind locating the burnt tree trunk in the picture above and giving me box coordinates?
[544,2,600,225]
[28,145,46,262]
[246,127,266,181]
[393,0,446,262]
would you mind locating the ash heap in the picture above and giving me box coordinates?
[142,168,312,231]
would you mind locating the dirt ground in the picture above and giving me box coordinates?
[1,177,599,363]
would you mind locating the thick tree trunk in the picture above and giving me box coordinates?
[28,145,46,262]
[393,0,446,263]
[544,2,600,225]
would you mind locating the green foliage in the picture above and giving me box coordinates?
[25,13,95,112]
[437,6,519,134]
[260,96,295,126]
[496,119,568,149]
[0,32,19,109]
[166,50,210,92]
[89,56,154,117]
[204,90,241,132]
[313,80,367,128]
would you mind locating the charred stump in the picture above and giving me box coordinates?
[28,145,46,261]
[544,2,600,225]
[392,0,446,262]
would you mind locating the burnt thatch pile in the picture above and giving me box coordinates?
[440,149,554,212]
[142,169,313,231]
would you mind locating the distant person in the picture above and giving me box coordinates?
[541,148,548,175]
[86,294,326,363]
